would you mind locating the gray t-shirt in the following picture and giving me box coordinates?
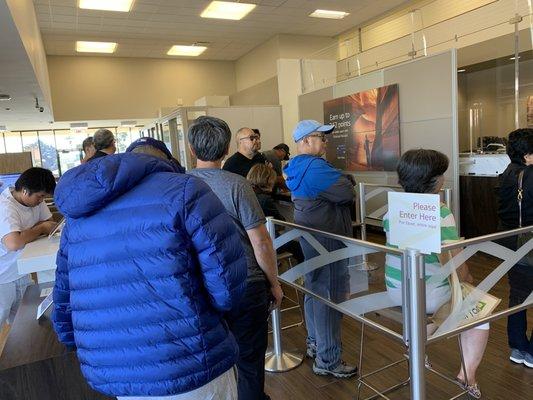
[262,150,282,176]
[188,168,266,283]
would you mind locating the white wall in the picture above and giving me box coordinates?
[336,0,531,81]
[47,56,236,121]
[298,50,460,218]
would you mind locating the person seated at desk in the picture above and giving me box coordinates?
[383,149,489,399]
[52,138,247,400]
[223,127,266,177]
[0,168,57,331]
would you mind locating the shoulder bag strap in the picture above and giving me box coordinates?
[518,170,525,228]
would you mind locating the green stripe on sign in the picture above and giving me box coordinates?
[385,265,402,281]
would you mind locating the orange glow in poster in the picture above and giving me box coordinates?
[323,84,400,171]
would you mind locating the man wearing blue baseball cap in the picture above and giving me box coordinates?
[284,120,357,378]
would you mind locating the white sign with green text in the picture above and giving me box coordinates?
[388,192,441,254]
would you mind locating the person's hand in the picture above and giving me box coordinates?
[38,221,58,235]
[269,282,284,311]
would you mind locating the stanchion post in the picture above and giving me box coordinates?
[358,182,367,241]
[354,183,378,271]
[444,188,452,211]
[264,217,304,372]
[407,248,426,400]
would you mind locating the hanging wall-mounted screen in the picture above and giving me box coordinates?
[323,84,400,171]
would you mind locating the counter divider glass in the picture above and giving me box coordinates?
[266,217,533,400]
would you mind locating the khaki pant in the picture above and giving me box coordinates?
[116,367,238,400]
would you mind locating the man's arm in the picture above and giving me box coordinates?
[246,224,283,308]
[2,221,57,251]
[318,175,355,205]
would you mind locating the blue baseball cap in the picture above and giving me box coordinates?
[126,137,173,160]
[292,120,335,142]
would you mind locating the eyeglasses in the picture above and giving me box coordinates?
[307,134,327,142]
[240,135,261,142]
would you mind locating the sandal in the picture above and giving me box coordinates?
[455,378,482,399]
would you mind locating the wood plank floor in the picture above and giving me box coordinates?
[265,232,533,400]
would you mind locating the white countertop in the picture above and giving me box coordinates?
[17,235,60,275]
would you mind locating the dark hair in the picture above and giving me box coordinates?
[188,116,231,161]
[507,128,533,165]
[252,128,260,136]
[397,149,448,193]
[93,129,115,150]
[82,137,94,152]
[14,167,56,195]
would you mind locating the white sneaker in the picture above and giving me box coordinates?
[509,348,526,364]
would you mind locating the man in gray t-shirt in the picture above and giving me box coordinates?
[188,168,266,283]
[187,116,282,400]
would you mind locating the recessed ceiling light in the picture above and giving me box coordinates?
[310,9,350,19]
[201,1,256,20]
[76,41,117,53]
[167,45,207,57]
[78,0,134,12]
[457,69,466,73]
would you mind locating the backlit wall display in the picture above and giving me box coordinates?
[323,84,400,171]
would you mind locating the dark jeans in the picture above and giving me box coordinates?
[226,280,270,400]
[508,262,533,355]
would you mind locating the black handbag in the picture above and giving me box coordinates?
[517,169,533,265]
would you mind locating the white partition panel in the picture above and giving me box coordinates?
[207,105,283,156]
[297,50,460,220]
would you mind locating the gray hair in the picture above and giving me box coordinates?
[188,116,231,161]
[93,129,115,150]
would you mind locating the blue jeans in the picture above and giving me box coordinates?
[301,238,349,370]
[508,262,533,356]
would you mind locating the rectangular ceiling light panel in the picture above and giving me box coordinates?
[310,9,350,19]
[76,41,117,53]
[167,45,207,56]
[201,1,256,20]
[79,0,134,12]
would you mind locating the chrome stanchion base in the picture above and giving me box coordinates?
[264,349,304,372]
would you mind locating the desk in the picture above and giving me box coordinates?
[0,283,111,399]
[0,352,112,400]
[0,283,64,370]
[17,236,59,283]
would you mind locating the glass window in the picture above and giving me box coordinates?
[161,122,171,149]
[4,131,22,153]
[0,134,6,153]
[116,128,131,153]
[21,132,42,167]
[38,131,59,176]
[55,129,85,175]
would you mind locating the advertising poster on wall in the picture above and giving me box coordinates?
[323,84,400,171]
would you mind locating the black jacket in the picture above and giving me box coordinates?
[497,163,533,249]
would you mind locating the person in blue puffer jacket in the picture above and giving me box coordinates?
[52,138,247,400]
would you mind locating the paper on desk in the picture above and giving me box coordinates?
[40,287,53,298]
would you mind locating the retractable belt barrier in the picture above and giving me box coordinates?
[266,217,533,400]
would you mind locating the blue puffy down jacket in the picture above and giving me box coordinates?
[52,153,247,397]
